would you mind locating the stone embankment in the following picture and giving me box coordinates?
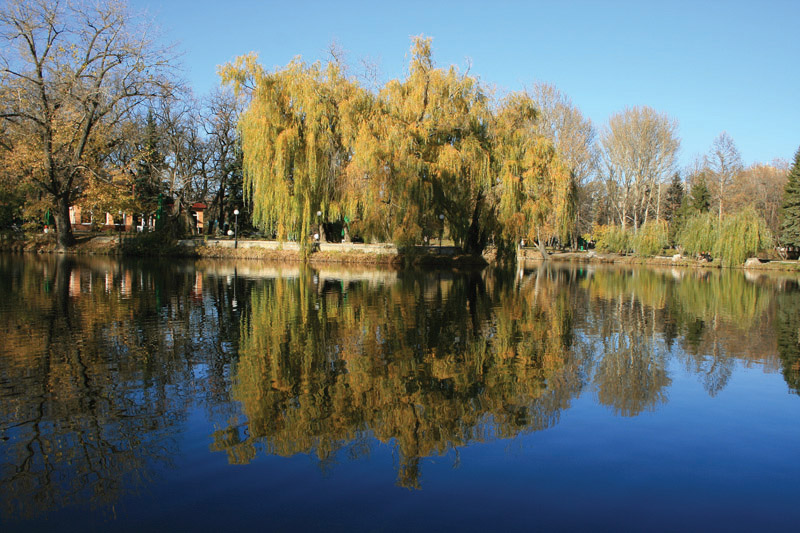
[3,234,799,272]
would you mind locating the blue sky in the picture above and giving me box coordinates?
[130,0,800,168]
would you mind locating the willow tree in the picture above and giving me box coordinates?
[220,52,365,245]
[493,92,575,258]
[345,37,493,250]
[714,206,772,266]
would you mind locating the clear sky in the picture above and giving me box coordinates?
[129,0,799,168]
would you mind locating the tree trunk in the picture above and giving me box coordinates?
[54,194,76,251]
[464,193,487,255]
[655,182,662,222]
[536,226,549,260]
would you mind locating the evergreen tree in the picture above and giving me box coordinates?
[664,172,684,221]
[664,173,685,246]
[690,175,711,213]
[779,146,800,249]
[135,109,165,215]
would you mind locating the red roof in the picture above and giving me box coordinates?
[191,202,207,210]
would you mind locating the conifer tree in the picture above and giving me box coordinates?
[779,147,800,250]
[664,172,685,246]
[664,173,684,221]
[135,109,165,216]
[690,176,711,213]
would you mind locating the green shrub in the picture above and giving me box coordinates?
[632,220,669,257]
[677,212,717,257]
[595,224,632,254]
[120,230,182,256]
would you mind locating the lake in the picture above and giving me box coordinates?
[1,255,799,531]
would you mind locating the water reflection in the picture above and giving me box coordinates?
[1,256,799,520]
[219,268,588,488]
[0,255,244,519]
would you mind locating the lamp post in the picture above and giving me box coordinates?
[438,213,445,248]
[316,210,322,243]
[232,266,238,309]
[233,208,240,249]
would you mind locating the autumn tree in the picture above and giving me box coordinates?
[725,160,787,236]
[600,106,679,231]
[221,51,364,246]
[779,147,800,251]
[714,206,772,266]
[223,38,582,255]
[350,37,493,251]
[0,0,175,249]
[706,131,743,222]
[493,92,575,257]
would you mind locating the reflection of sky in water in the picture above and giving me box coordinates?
[1,256,799,531]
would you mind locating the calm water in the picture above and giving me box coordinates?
[1,255,799,531]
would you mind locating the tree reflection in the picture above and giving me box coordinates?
[582,267,778,398]
[0,256,242,519]
[1,255,796,516]
[775,279,800,394]
[216,267,588,488]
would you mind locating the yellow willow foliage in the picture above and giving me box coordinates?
[221,39,577,250]
[348,36,493,245]
[494,92,575,245]
[220,53,365,244]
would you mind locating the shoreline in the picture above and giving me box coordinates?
[2,235,799,272]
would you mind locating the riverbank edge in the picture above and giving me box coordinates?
[522,251,800,272]
[2,235,799,272]
[0,235,490,269]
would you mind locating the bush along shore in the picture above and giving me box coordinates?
[3,232,799,272]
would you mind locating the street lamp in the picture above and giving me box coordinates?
[233,208,240,249]
[438,213,445,248]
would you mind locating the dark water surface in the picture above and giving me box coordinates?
[1,254,799,531]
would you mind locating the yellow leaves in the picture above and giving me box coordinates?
[225,38,576,249]
[218,52,263,96]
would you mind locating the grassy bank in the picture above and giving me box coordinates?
[524,250,800,272]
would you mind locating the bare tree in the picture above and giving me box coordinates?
[706,131,743,222]
[202,87,242,234]
[600,106,680,230]
[0,0,175,249]
[155,92,211,234]
[528,82,598,239]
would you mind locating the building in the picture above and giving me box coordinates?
[68,202,207,233]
